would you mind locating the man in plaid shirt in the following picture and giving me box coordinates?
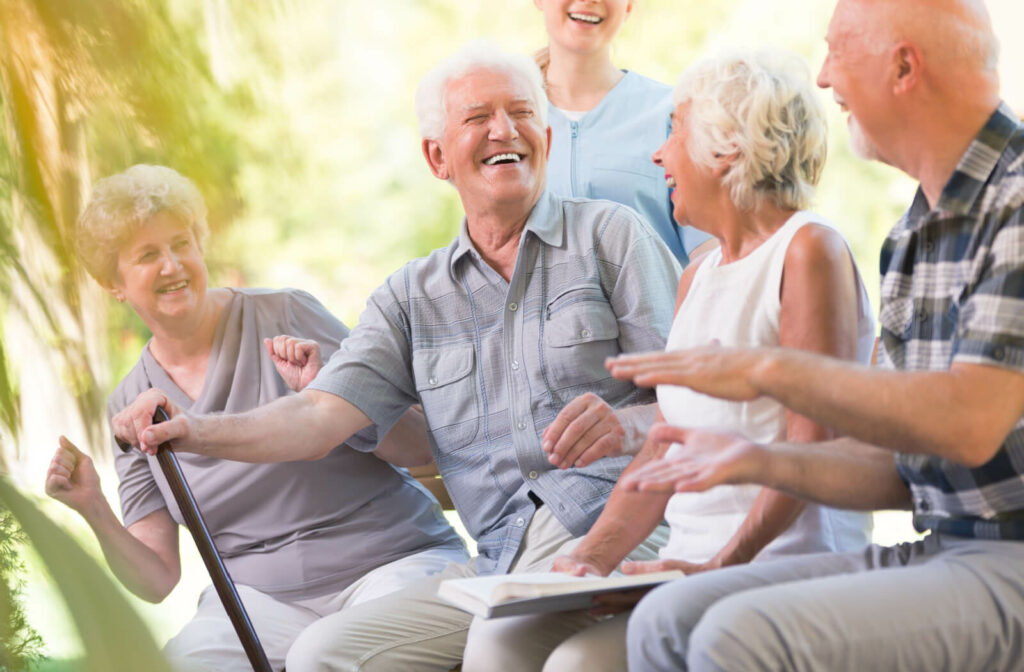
[605,0,1024,670]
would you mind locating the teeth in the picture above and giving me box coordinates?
[483,153,522,166]
[569,12,602,23]
[159,281,188,293]
[666,177,676,189]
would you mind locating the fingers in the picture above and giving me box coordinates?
[266,335,319,366]
[59,434,86,458]
[139,415,189,455]
[112,388,168,450]
[620,458,702,494]
[543,394,624,469]
[647,423,692,446]
[550,556,588,576]
[621,559,669,575]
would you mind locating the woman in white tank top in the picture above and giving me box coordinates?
[542,49,875,672]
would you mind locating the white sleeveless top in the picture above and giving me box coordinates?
[657,211,875,563]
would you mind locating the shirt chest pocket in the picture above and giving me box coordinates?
[543,285,621,392]
[413,345,479,451]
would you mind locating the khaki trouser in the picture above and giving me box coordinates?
[284,506,668,672]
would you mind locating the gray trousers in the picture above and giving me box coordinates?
[284,506,667,671]
[627,533,1024,671]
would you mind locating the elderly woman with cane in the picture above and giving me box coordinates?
[44,164,466,671]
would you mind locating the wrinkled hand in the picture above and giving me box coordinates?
[606,344,772,402]
[550,554,608,577]
[542,393,625,469]
[110,388,191,456]
[622,557,715,577]
[620,424,767,494]
[45,436,102,513]
[264,335,322,392]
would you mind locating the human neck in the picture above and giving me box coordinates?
[148,289,228,368]
[544,44,624,111]
[713,201,795,265]
[465,205,533,282]
[897,85,1000,208]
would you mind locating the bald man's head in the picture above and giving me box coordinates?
[832,0,998,73]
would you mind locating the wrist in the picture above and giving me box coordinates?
[749,349,784,396]
[79,492,116,526]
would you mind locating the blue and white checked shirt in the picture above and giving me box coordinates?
[883,102,1024,540]
[309,190,681,573]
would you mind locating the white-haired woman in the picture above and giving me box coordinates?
[534,0,711,263]
[542,49,876,671]
[44,164,467,671]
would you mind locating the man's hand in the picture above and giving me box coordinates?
[606,344,773,402]
[111,388,191,456]
[621,424,768,494]
[264,335,322,392]
[45,436,103,514]
[550,553,609,577]
[622,557,715,577]
[542,393,627,469]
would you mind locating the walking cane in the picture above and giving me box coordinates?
[117,407,274,672]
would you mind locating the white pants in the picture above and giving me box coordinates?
[164,545,469,672]
[281,506,668,672]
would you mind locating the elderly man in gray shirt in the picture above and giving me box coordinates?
[115,42,680,671]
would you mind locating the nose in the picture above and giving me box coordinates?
[159,248,183,274]
[652,142,665,167]
[816,55,831,90]
[489,109,519,141]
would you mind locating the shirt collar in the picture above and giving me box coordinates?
[931,101,1021,217]
[449,190,565,272]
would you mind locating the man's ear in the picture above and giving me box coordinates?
[422,138,449,180]
[890,41,922,95]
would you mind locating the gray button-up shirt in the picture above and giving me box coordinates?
[309,190,680,573]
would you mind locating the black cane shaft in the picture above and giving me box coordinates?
[156,449,274,672]
[145,408,274,672]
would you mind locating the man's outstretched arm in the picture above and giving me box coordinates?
[609,349,1024,468]
[622,425,912,512]
[113,387,373,462]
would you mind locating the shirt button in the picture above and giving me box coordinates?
[517,421,526,430]
[428,376,437,385]
[993,346,1005,361]
[923,239,934,253]
[580,328,591,338]
[918,499,930,512]
[916,308,927,322]
[528,470,538,480]
[515,517,525,526]
[509,302,518,312]
[511,360,520,370]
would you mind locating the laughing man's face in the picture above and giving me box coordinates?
[430,68,550,218]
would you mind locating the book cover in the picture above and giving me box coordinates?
[437,570,684,619]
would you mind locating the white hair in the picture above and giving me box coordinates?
[673,48,828,211]
[415,41,548,141]
[76,164,209,284]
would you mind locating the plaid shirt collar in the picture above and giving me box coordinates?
[449,189,564,273]
[908,101,1022,221]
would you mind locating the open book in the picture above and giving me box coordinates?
[438,570,684,619]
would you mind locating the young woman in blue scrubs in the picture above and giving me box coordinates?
[533,0,711,263]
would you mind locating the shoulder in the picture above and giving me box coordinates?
[622,70,672,97]
[784,220,851,272]
[107,356,150,417]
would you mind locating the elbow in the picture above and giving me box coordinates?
[937,429,1003,469]
[136,576,178,604]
